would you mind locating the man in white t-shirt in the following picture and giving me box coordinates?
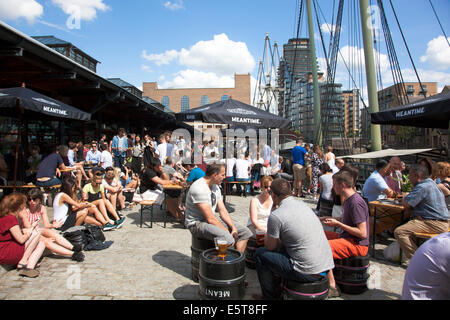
[235,155,251,195]
[185,164,252,253]
[99,142,113,169]
[156,134,167,162]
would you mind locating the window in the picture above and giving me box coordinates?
[221,95,229,101]
[200,95,210,106]
[161,96,170,110]
[181,95,189,112]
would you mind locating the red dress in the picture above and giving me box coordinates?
[0,215,25,265]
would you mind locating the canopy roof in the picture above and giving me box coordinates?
[176,99,290,129]
[0,87,91,121]
[337,148,434,159]
[370,91,450,129]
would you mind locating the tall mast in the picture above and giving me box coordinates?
[306,0,322,146]
[359,0,382,151]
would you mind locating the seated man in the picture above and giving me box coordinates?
[183,163,205,184]
[254,178,334,300]
[185,164,252,253]
[394,164,449,264]
[362,159,397,202]
[35,145,69,188]
[401,232,450,300]
[320,170,370,297]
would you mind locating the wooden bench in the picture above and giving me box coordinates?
[0,184,61,206]
[139,200,157,228]
[414,227,450,241]
[223,181,251,197]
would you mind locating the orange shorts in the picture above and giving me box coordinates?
[325,231,369,260]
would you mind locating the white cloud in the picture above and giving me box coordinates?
[142,33,256,76]
[0,0,43,23]
[51,0,110,21]
[141,65,152,73]
[321,23,336,34]
[420,35,450,69]
[141,49,179,66]
[164,0,184,10]
[160,69,235,89]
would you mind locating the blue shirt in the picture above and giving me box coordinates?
[187,167,205,183]
[291,146,306,166]
[404,178,449,221]
[362,171,389,202]
[86,150,102,165]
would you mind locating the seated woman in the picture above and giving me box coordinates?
[82,168,125,230]
[53,176,104,232]
[140,157,184,222]
[68,141,89,188]
[19,188,85,262]
[102,167,126,211]
[434,161,450,210]
[0,193,46,278]
[247,176,273,235]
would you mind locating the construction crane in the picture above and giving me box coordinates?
[253,33,284,115]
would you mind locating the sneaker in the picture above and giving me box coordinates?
[19,268,40,278]
[114,217,125,229]
[328,286,341,298]
[103,222,116,231]
[71,251,85,262]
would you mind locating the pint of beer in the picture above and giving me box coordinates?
[216,239,228,260]
[256,230,265,246]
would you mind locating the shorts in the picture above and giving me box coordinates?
[188,218,252,247]
[325,231,368,259]
[293,164,306,180]
[59,212,77,232]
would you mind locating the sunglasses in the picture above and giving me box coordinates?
[211,192,217,207]
[94,172,104,176]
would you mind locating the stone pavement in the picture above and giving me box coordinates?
[0,193,405,300]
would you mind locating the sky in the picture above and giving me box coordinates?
[0,0,449,108]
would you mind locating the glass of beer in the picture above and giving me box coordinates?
[215,239,228,260]
[256,230,265,246]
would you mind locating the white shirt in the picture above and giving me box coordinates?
[100,150,113,169]
[156,142,167,161]
[226,158,236,177]
[235,158,250,179]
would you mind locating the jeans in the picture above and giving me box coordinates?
[114,155,125,169]
[35,177,62,188]
[254,247,322,299]
[236,178,251,194]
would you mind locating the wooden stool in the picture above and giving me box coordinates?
[139,200,155,228]
[413,227,450,246]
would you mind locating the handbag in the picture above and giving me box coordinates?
[84,225,105,243]
[62,226,88,249]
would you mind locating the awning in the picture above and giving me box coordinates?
[338,148,434,159]
[176,99,290,129]
[0,87,91,121]
[370,91,450,129]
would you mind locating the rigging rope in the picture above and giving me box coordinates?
[428,0,450,47]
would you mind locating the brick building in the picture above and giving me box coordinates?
[142,73,251,113]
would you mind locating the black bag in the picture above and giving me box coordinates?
[63,227,88,249]
[84,225,106,243]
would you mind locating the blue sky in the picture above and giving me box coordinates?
[1,0,449,106]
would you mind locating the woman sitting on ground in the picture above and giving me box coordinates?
[53,176,103,232]
[140,156,184,222]
[102,167,126,211]
[19,188,85,262]
[82,168,125,230]
[247,176,273,235]
[0,193,46,278]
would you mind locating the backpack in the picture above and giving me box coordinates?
[62,225,108,251]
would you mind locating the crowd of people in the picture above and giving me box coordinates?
[1,132,449,299]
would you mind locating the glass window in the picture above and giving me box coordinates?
[161,96,170,110]
[221,95,229,101]
[200,95,210,106]
[181,95,189,112]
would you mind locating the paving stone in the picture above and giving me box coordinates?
[0,194,406,300]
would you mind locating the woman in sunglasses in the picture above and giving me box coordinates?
[247,176,273,235]
[82,168,124,230]
[19,188,85,262]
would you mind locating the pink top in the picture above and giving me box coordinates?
[25,206,44,226]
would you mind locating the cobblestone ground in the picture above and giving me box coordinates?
[0,193,405,300]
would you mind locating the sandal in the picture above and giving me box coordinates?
[19,268,40,278]
[17,262,40,270]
